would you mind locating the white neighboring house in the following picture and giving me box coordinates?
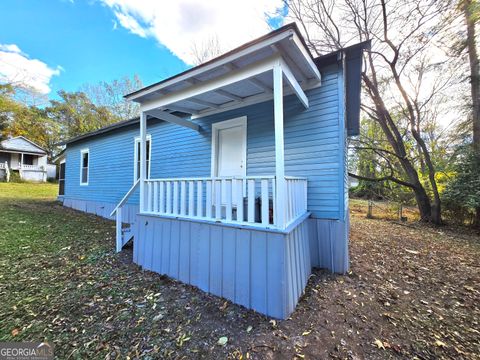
[0,136,55,182]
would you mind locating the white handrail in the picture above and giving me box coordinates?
[110,179,140,217]
[145,175,275,182]
[19,164,46,171]
[285,176,307,180]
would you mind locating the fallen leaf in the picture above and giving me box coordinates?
[434,340,447,348]
[153,314,164,322]
[246,326,252,333]
[405,249,419,255]
[217,337,228,346]
[374,339,385,350]
[302,330,311,336]
[11,328,19,337]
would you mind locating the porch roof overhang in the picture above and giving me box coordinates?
[126,23,321,128]
[0,149,46,156]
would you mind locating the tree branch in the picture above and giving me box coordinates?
[348,172,415,189]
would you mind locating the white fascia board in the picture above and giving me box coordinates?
[140,54,281,113]
[146,109,200,132]
[290,34,321,81]
[126,30,295,101]
[279,58,309,108]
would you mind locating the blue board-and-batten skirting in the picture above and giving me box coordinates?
[61,197,139,225]
[60,197,349,318]
[134,213,312,319]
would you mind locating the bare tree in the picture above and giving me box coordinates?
[190,35,223,65]
[286,0,460,223]
[80,75,143,121]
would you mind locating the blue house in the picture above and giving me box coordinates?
[60,24,368,319]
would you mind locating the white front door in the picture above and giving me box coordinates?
[212,117,246,178]
[212,117,247,204]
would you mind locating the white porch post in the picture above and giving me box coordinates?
[139,111,147,212]
[273,61,286,228]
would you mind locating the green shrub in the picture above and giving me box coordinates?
[8,171,25,183]
[442,147,480,225]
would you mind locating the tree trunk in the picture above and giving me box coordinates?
[464,0,480,226]
[403,162,435,222]
[465,0,480,153]
[362,73,440,223]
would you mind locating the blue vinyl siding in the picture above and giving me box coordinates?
[64,64,345,220]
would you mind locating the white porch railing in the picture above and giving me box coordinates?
[142,175,307,229]
[20,164,44,171]
[285,176,308,225]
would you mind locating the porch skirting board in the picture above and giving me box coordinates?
[308,218,349,274]
[60,197,350,316]
[61,197,139,225]
[134,214,312,319]
[20,169,47,182]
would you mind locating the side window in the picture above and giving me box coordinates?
[80,149,89,185]
[59,161,66,196]
[134,137,151,181]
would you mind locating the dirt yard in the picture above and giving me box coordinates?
[0,184,479,359]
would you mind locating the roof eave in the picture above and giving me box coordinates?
[124,23,313,103]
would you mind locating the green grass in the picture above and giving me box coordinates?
[0,183,262,359]
[0,182,59,200]
[0,183,116,356]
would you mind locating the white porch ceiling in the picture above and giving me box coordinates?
[129,25,321,121]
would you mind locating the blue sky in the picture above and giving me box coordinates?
[0,0,285,100]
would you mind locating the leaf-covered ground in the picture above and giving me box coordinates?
[0,184,479,359]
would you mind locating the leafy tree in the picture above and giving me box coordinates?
[0,84,22,142]
[6,106,61,157]
[460,0,480,224]
[46,90,119,140]
[442,146,480,225]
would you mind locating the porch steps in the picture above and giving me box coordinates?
[120,223,135,249]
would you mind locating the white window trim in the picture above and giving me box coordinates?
[211,116,247,178]
[134,134,152,181]
[80,148,89,186]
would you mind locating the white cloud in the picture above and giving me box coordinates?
[0,44,23,54]
[0,44,62,94]
[100,0,284,65]
[113,10,149,38]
